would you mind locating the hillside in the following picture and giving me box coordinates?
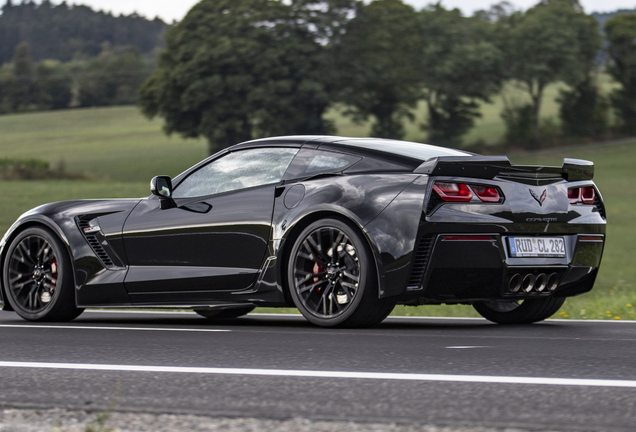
[0,0,168,65]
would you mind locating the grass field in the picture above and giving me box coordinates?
[0,107,207,182]
[0,105,633,320]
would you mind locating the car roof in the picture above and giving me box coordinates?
[233,135,471,162]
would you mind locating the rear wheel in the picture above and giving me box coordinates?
[473,297,566,324]
[3,227,83,322]
[288,218,394,328]
[194,306,255,319]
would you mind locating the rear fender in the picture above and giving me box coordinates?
[363,176,430,298]
[272,174,423,301]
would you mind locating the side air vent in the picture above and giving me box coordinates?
[77,218,116,268]
[425,192,444,215]
[593,194,606,220]
[407,236,435,290]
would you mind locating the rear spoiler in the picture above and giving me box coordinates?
[414,156,594,181]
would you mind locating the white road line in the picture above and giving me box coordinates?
[81,310,636,324]
[86,310,196,315]
[0,324,229,333]
[0,361,635,388]
[446,346,489,349]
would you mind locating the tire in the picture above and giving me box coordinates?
[194,306,255,319]
[473,297,566,324]
[287,218,394,328]
[3,227,84,322]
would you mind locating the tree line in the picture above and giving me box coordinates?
[0,0,166,113]
[0,42,153,112]
[0,0,168,64]
[3,0,636,152]
[140,0,636,153]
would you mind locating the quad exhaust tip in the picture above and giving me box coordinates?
[547,273,559,291]
[509,274,522,292]
[508,272,560,293]
[535,273,548,292]
[522,274,535,292]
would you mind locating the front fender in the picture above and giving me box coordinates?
[0,199,141,309]
[0,213,73,310]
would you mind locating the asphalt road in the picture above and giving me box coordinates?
[0,310,635,431]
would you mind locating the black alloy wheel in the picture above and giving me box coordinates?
[3,227,83,321]
[288,218,394,328]
[473,297,566,324]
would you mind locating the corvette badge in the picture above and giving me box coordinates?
[530,189,547,206]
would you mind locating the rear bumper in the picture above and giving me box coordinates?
[401,232,604,304]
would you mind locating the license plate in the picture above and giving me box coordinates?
[508,237,565,258]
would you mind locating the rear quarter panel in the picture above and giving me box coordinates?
[272,174,425,300]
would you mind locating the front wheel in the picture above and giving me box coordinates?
[473,297,566,324]
[287,218,394,328]
[3,227,83,322]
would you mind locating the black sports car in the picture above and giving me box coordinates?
[0,136,605,327]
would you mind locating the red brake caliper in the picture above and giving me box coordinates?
[313,262,324,292]
[50,258,58,293]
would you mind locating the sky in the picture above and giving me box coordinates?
[24,0,636,22]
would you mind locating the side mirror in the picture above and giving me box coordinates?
[150,176,175,209]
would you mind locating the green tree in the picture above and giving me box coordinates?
[502,0,601,148]
[334,0,421,139]
[419,5,504,147]
[35,60,73,110]
[78,45,149,107]
[290,0,360,44]
[557,78,609,138]
[500,101,534,146]
[8,41,36,111]
[605,14,636,134]
[0,44,72,113]
[556,1,606,139]
[139,0,334,153]
[0,66,13,113]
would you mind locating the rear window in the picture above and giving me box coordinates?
[336,139,470,161]
[283,149,361,180]
[306,155,351,173]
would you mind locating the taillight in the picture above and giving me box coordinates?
[581,187,595,204]
[433,182,502,203]
[568,188,580,204]
[471,185,501,203]
[569,187,595,205]
[433,182,473,202]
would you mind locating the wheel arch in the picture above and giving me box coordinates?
[0,217,75,311]
[275,210,383,306]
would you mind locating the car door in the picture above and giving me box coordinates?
[121,147,299,302]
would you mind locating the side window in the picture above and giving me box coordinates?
[283,149,361,180]
[306,155,351,173]
[173,148,299,199]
